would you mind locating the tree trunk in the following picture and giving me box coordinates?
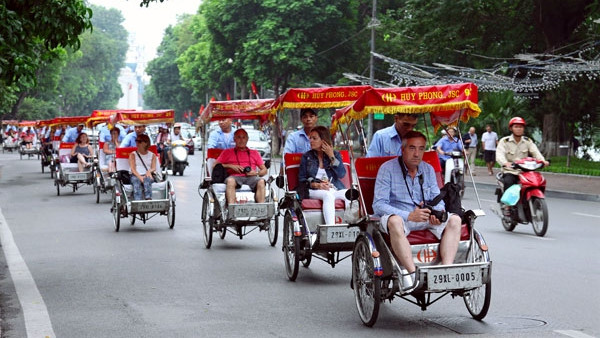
[542,113,560,157]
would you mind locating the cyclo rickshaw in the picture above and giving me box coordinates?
[2,120,20,153]
[52,116,96,196]
[17,120,40,160]
[37,118,55,174]
[198,99,278,248]
[87,109,130,204]
[110,110,176,232]
[330,83,491,326]
[271,85,372,281]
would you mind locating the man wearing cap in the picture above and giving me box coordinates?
[207,118,236,149]
[283,108,318,157]
[62,123,85,142]
[120,125,147,147]
[99,115,126,143]
[366,113,418,157]
[215,129,268,204]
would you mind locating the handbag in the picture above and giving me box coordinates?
[136,151,160,182]
[211,163,227,183]
[117,170,131,184]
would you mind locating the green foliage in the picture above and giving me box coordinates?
[476,91,531,136]
[475,156,600,176]
[0,0,93,114]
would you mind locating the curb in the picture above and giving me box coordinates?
[465,181,600,202]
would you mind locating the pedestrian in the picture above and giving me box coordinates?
[462,127,478,175]
[481,124,499,176]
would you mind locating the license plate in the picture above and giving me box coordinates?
[231,204,268,218]
[68,173,89,181]
[324,226,360,243]
[134,201,168,212]
[426,266,482,291]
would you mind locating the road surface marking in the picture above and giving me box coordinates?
[555,330,597,338]
[480,198,496,203]
[0,207,55,338]
[572,212,600,219]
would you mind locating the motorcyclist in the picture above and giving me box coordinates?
[496,117,549,195]
[155,124,171,169]
[434,126,463,173]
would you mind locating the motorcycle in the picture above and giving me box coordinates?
[170,140,189,176]
[444,150,466,198]
[495,157,548,237]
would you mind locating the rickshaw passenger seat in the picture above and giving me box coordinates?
[205,148,269,195]
[284,151,351,211]
[354,153,469,245]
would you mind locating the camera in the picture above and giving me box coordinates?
[422,205,448,222]
[243,166,252,173]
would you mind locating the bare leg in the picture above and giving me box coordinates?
[77,153,87,172]
[255,179,265,203]
[387,216,415,273]
[439,214,461,265]
[225,177,237,204]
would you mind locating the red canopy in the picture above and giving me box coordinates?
[49,116,90,127]
[37,119,54,128]
[87,109,136,126]
[332,83,480,132]
[201,99,275,123]
[271,85,372,113]
[18,120,38,127]
[113,109,175,125]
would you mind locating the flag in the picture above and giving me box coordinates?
[210,96,216,102]
[198,104,204,116]
[226,93,231,101]
[251,81,258,95]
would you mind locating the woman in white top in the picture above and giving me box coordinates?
[128,134,157,200]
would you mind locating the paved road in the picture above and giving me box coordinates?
[0,152,598,337]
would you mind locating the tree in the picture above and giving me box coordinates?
[145,15,200,119]
[0,0,93,116]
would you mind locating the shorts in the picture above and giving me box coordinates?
[484,150,496,163]
[229,175,264,192]
[380,213,451,240]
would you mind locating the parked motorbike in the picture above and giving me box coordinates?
[495,157,548,237]
[444,150,465,197]
[171,140,189,176]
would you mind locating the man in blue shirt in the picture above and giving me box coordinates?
[62,124,85,142]
[207,118,236,149]
[373,130,461,290]
[366,113,418,157]
[120,125,147,147]
[283,108,318,157]
[98,115,126,143]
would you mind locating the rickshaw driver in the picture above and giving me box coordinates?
[373,131,462,290]
[62,123,85,142]
[121,125,148,147]
[99,114,126,143]
[207,118,236,149]
[366,114,418,157]
[283,108,318,156]
[215,129,268,204]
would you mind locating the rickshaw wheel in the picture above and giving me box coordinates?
[56,182,60,196]
[283,212,299,281]
[41,162,45,173]
[530,197,548,237]
[50,167,54,179]
[130,213,136,225]
[201,192,213,248]
[167,196,175,229]
[352,236,381,327]
[463,229,492,320]
[301,255,312,268]
[218,227,226,239]
[94,178,101,204]
[268,213,279,247]
[112,195,121,232]
[72,185,76,192]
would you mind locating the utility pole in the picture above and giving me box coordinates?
[367,0,379,143]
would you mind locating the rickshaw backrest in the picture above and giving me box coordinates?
[115,145,159,172]
[58,142,75,163]
[284,150,351,191]
[355,150,443,215]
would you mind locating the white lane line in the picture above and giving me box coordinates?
[555,330,597,338]
[480,198,496,203]
[0,207,55,338]
[572,212,600,219]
